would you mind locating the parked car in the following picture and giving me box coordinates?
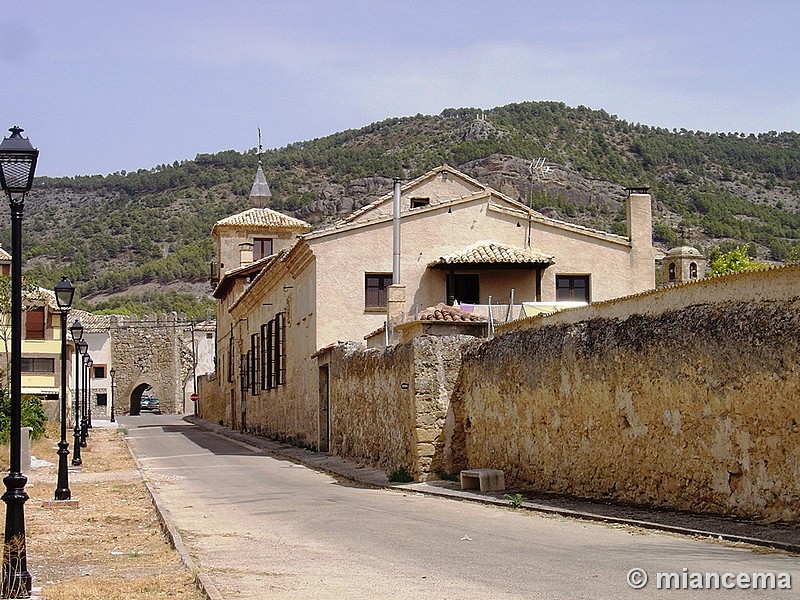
[140,397,160,413]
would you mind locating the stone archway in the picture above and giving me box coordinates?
[109,315,195,415]
[129,382,160,416]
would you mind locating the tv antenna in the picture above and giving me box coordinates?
[528,157,551,181]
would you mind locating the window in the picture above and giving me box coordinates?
[265,320,274,389]
[261,313,286,390]
[250,333,259,396]
[22,357,54,373]
[365,273,393,309]
[274,312,286,386]
[556,275,590,302]
[410,197,430,208]
[25,307,45,340]
[239,354,248,392]
[92,365,106,379]
[227,336,234,383]
[96,393,108,407]
[260,323,269,390]
[253,238,274,261]
[450,274,479,304]
[0,264,8,276]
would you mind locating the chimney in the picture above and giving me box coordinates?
[625,186,656,290]
[238,242,253,266]
[625,186,652,247]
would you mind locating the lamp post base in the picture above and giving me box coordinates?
[71,427,82,467]
[54,441,70,501]
[1,471,31,598]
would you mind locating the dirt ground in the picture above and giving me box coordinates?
[4,425,204,600]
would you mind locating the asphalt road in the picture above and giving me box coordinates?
[122,414,799,599]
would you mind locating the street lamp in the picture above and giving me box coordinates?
[0,125,38,598]
[53,278,75,501]
[77,341,88,447]
[109,367,116,423]
[85,356,93,432]
[69,320,83,466]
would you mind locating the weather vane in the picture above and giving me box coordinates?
[257,127,263,163]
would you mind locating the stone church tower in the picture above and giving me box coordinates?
[661,246,707,285]
[210,163,311,285]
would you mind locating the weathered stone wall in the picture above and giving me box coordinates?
[325,267,799,522]
[110,316,186,415]
[329,342,416,474]
[198,371,224,425]
[328,336,473,479]
[454,286,800,522]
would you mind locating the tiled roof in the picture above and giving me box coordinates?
[0,245,10,261]
[417,303,486,322]
[428,241,554,267]
[69,309,113,333]
[212,208,311,233]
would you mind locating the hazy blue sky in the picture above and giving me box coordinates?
[3,1,798,177]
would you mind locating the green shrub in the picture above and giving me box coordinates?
[0,390,48,444]
[387,466,414,483]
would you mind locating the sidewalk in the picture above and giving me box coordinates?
[183,415,799,555]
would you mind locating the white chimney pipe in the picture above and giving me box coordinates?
[392,177,401,284]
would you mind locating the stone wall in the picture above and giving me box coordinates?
[110,316,187,414]
[454,267,800,522]
[323,266,799,523]
[327,336,473,479]
[198,371,224,425]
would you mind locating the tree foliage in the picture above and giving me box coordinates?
[707,244,770,276]
[0,390,47,443]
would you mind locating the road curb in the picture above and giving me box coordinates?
[122,436,225,600]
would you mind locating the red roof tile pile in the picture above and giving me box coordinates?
[418,303,486,322]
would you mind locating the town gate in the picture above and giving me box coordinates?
[108,315,197,415]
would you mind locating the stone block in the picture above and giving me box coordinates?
[460,468,505,492]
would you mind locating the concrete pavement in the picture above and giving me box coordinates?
[181,415,799,554]
[120,414,799,599]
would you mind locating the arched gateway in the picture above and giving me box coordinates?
[105,315,206,416]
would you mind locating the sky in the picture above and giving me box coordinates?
[2,0,798,178]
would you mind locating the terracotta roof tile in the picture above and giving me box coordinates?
[212,208,311,233]
[429,241,554,267]
[417,303,486,322]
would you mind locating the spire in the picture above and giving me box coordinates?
[250,164,272,207]
[250,127,272,207]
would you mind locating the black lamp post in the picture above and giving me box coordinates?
[85,356,93,432]
[0,125,38,598]
[77,341,88,447]
[69,321,84,466]
[53,278,75,501]
[109,367,116,423]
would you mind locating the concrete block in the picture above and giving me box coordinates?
[460,468,505,492]
[20,427,32,473]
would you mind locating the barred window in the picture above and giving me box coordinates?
[250,333,259,396]
[261,312,287,390]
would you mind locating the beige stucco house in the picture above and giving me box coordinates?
[202,164,656,448]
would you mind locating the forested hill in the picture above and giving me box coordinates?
[6,101,800,316]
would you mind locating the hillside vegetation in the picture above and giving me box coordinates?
[3,101,798,316]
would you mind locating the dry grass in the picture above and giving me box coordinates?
[0,425,204,600]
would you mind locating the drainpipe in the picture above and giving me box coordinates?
[392,177,401,284]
